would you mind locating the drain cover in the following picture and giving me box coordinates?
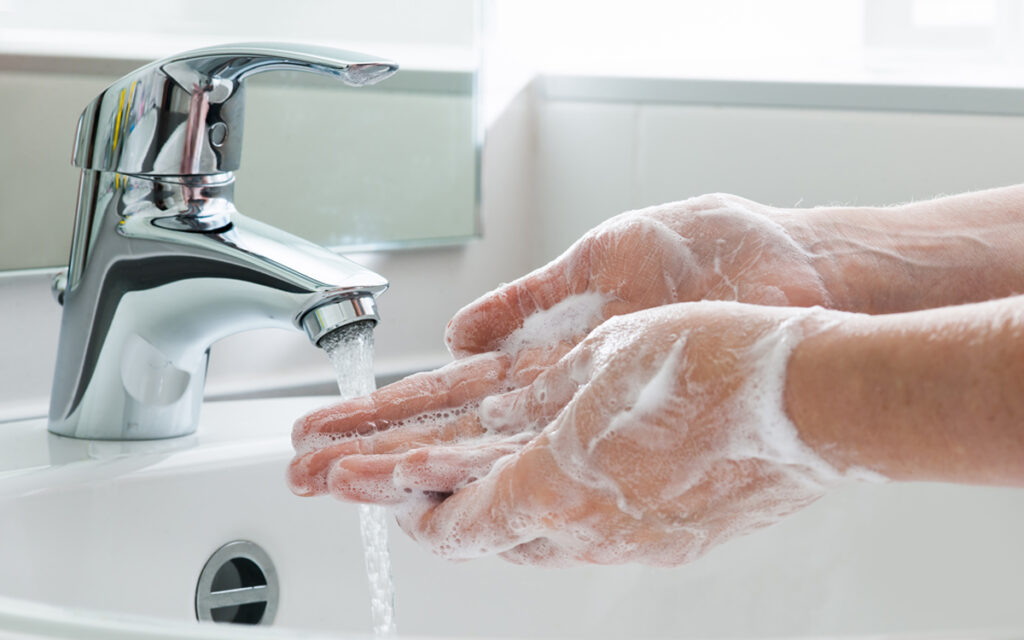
[196,540,279,625]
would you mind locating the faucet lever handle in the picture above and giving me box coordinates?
[72,42,398,176]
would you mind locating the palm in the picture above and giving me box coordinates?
[446,194,828,364]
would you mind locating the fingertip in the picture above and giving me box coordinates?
[447,259,575,358]
[500,538,577,567]
[286,455,325,497]
[393,493,445,542]
[446,291,523,358]
[291,396,376,446]
[444,316,472,359]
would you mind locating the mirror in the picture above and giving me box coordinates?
[0,0,479,271]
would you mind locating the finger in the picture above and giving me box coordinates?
[479,353,583,433]
[293,352,509,446]
[325,454,407,504]
[392,436,531,494]
[288,412,487,497]
[399,443,557,560]
[446,254,584,358]
[499,538,578,567]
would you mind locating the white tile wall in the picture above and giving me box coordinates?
[534,101,638,260]
[636,104,1024,210]
[534,98,1024,264]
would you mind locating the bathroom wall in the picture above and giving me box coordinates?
[532,80,1024,264]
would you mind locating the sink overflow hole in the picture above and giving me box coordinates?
[196,540,278,626]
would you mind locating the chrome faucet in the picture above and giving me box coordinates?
[48,43,397,440]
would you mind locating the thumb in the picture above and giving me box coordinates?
[395,443,557,560]
[445,256,580,358]
[478,351,583,433]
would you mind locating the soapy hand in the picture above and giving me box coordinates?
[289,186,1024,564]
[446,194,830,367]
[291,302,855,566]
[290,194,831,499]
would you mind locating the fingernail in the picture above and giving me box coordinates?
[286,458,324,497]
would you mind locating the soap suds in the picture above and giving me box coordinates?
[589,334,691,454]
[501,290,609,355]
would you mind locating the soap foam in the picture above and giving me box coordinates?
[728,308,888,484]
[510,303,888,565]
[501,290,610,355]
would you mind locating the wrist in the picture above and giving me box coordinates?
[773,205,924,314]
[775,185,1024,314]
[783,298,1024,487]
[730,305,880,485]
[782,310,880,477]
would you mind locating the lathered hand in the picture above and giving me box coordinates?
[449,184,1024,361]
[289,187,1024,566]
[446,193,830,364]
[291,302,865,566]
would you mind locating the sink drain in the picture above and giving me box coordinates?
[196,540,278,625]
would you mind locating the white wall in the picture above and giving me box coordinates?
[535,96,1024,263]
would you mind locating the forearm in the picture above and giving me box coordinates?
[785,295,1024,486]
[776,185,1024,313]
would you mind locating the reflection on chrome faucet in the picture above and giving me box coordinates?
[49,43,397,440]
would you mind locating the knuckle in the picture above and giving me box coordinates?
[688,192,740,210]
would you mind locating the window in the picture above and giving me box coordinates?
[490,0,1024,86]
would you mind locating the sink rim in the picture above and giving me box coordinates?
[0,396,338,492]
[0,593,348,640]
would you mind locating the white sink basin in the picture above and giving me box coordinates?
[0,397,367,635]
[2,397,1024,639]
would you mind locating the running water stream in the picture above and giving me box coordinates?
[320,322,397,637]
